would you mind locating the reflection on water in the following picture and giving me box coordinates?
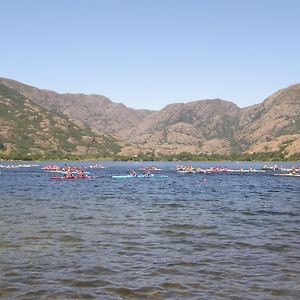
[0,161,300,299]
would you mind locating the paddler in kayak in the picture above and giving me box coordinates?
[64,169,74,179]
[130,170,137,177]
[78,169,86,178]
[144,170,151,177]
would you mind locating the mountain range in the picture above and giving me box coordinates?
[0,77,299,159]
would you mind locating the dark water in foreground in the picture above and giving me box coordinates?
[0,161,300,300]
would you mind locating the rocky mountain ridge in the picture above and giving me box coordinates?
[0,82,120,159]
[0,78,152,137]
[0,77,299,158]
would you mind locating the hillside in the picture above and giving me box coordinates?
[0,77,299,159]
[0,77,153,137]
[120,86,300,157]
[237,84,300,156]
[0,83,120,159]
[119,100,242,156]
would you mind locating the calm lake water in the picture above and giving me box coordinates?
[0,161,300,299]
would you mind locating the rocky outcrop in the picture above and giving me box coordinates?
[238,84,300,156]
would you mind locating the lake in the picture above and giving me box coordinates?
[0,161,300,299]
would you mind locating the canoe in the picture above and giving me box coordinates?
[51,175,95,180]
[274,173,300,177]
[225,169,265,173]
[197,169,265,173]
[61,171,91,175]
[112,174,168,179]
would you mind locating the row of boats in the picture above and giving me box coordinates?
[176,165,264,174]
[40,164,165,179]
[261,164,300,172]
[41,165,95,180]
[1,163,299,179]
[43,165,166,180]
[0,163,39,169]
[176,164,300,175]
[44,164,300,180]
[41,164,105,171]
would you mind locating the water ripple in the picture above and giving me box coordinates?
[0,162,300,299]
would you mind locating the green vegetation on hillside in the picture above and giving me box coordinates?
[1,78,300,161]
[0,84,121,160]
[113,151,299,162]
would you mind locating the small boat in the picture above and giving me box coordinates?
[178,170,196,174]
[61,171,91,175]
[88,164,105,169]
[112,174,168,179]
[261,164,282,171]
[51,175,95,180]
[42,165,60,170]
[274,173,300,177]
[140,166,163,171]
[225,169,265,173]
[177,165,196,173]
[197,168,265,173]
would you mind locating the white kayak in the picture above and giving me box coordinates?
[112,174,168,179]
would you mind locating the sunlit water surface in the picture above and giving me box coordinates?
[0,161,300,299]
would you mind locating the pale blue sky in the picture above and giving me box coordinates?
[1,0,299,109]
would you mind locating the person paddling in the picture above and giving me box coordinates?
[144,170,151,177]
[65,169,73,179]
[130,170,137,177]
[78,169,86,178]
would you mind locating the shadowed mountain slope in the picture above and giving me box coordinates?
[0,83,120,159]
[0,77,153,137]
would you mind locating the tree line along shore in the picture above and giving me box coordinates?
[1,150,299,162]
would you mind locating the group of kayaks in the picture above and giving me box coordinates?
[112,174,168,179]
[176,165,265,174]
[176,164,300,177]
[39,164,300,181]
[41,165,168,180]
[51,175,95,180]
[41,165,95,180]
[0,163,39,169]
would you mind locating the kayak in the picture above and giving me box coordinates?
[225,169,265,173]
[112,174,168,179]
[61,171,91,175]
[197,169,265,173]
[274,173,300,177]
[51,175,95,180]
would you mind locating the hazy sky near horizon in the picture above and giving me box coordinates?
[1,0,299,109]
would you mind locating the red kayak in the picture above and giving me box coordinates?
[51,175,95,180]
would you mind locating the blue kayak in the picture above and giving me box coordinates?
[112,174,168,179]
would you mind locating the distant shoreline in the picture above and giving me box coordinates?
[1,155,299,163]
